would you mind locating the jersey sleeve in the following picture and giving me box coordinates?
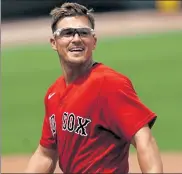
[101,75,157,141]
[39,89,57,149]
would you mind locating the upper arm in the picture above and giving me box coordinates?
[24,144,58,173]
[36,144,58,160]
[131,124,154,148]
[39,88,57,150]
[40,113,57,149]
[131,124,163,173]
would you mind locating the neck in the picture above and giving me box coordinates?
[61,59,94,85]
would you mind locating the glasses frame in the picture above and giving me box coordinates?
[53,27,95,38]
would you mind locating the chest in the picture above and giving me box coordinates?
[46,80,102,139]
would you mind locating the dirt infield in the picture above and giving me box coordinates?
[2,152,182,172]
[2,10,182,173]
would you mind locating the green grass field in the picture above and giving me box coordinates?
[2,31,182,155]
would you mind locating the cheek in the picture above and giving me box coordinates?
[85,40,96,51]
[56,40,69,53]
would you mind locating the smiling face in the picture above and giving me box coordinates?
[50,16,97,66]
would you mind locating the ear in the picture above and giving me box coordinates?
[50,37,57,51]
[93,35,97,50]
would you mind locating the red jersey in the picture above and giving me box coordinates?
[40,63,156,173]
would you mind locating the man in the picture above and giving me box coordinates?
[25,2,163,173]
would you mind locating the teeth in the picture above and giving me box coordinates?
[70,47,84,51]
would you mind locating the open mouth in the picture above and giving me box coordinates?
[69,47,85,52]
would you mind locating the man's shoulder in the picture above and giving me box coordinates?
[97,64,130,83]
[95,64,133,93]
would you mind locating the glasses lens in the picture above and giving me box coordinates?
[60,28,75,37]
[77,28,92,37]
[55,28,93,38]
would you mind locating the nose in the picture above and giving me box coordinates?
[72,33,81,42]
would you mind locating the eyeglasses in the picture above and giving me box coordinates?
[53,27,94,38]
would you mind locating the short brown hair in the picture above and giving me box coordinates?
[50,2,95,33]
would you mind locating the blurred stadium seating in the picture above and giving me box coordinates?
[2,0,156,20]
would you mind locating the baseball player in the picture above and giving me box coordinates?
[25,2,163,173]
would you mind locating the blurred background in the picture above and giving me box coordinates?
[2,0,182,20]
[2,0,182,173]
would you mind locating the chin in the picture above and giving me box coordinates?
[67,56,88,65]
[68,53,89,62]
